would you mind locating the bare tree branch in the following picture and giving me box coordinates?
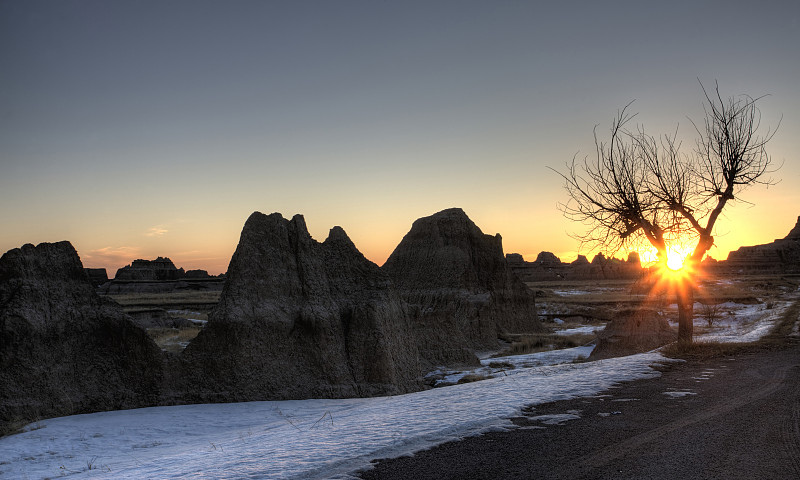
[553,82,779,343]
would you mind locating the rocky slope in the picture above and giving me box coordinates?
[589,308,676,360]
[0,242,163,434]
[383,208,541,367]
[724,216,800,273]
[180,212,422,402]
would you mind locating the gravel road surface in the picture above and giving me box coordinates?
[359,342,800,480]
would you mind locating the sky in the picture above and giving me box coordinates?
[1,0,799,275]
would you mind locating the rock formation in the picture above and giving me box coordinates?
[590,308,676,360]
[383,208,541,367]
[0,242,163,433]
[572,254,590,266]
[724,216,800,274]
[507,251,644,282]
[98,259,224,294]
[535,251,562,265]
[180,212,422,402]
[184,269,211,279]
[84,267,108,287]
[114,257,185,281]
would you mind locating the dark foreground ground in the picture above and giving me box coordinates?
[359,341,800,480]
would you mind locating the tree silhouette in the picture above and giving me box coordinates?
[555,82,778,343]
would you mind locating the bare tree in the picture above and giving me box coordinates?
[555,82,778,343]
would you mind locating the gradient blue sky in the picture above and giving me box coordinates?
[2,0,799,275]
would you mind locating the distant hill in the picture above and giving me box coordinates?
[723,216,800,274]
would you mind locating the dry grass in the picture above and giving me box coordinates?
[108,291,221,307]
[527,279,634,290]
[487,361,514,369]
[457,373,490,384]
[168,310,209,321]
[528,280,640,306]
[147,326,203,353]
[0,417,44,438]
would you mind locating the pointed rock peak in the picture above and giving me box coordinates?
[786,216,800,240]
[323,226,375,267]
[572,255,590,265]
[290,214,309,234]
[325,226,355,246]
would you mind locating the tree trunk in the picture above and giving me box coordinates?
[676,278,694,343]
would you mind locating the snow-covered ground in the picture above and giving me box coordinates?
[426,345,596,386]
[690,295,797,343]
[1,293,792,480]
[552,289,591,296]
[0,352,670,480]
[553,325,606,336]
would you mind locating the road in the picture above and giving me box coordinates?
[359,342,800,479]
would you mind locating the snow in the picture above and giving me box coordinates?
[553,325,605,336]
[693,298,794,343]
[1,287,793,479]
[1,352,671,480]
[526,413,581,425]
[596,411,622,417]
[663,391,697,398]
[427,345,595,386]
[167,309,208,325]
[553,289,590,296]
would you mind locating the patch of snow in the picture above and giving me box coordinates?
[553,290,590,296]
[486,345,596,369]
[430,345,597,386]
[553,325,604,336]
[553,318,565,324]
[663,391,697,398]
[0,352,673,480]
[527,413,581,425]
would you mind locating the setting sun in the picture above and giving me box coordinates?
[638,245,693,271]
[667,253,686,271]
[666,245,694,271]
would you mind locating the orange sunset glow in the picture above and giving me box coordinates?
[0,2,797,277]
